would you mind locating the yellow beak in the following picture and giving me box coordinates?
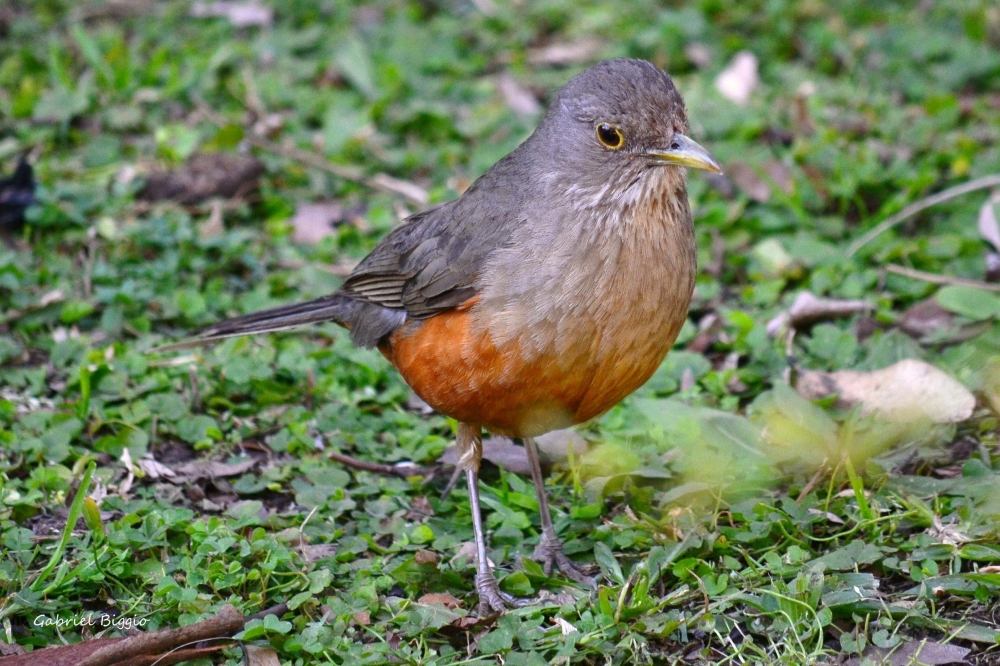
[645,134,723,174]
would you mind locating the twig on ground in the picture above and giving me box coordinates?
[193,98,428,205]
[328,451,431,478]
[847,174,1000,257]
[885,264,1000,293]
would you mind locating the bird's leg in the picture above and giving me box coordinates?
[522,436,596,587]
[457,423,520,614]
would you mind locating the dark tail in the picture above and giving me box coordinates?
[154,293,408,352]
[154,294,353,352]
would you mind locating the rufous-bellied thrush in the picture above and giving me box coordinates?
[160,58,722,613]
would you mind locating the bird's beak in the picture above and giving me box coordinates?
[645,134,723,174]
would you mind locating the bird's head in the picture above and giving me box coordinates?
[530,58,721,214]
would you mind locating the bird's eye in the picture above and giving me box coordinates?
[596,123,624,149]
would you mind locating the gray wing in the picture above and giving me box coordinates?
[341,197,516,320]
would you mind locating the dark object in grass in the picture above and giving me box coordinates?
[0,157,36,229]
[139,153,264,204]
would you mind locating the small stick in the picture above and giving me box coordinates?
[193,98,428,205]
[885,264,1000,293]
[328,451,431,478]
[847,174,1000,257]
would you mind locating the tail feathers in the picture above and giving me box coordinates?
[154,294,352,353]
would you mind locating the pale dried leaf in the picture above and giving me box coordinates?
[190,1,273,27]
[497,73,541,116]
[553,617,578,635]
[199,199,224,239]
[290,202,343,244]
[977,192,1000,252]
[439,437,530,475]
[352,611,371,625]
[797,359,975,424]
[534,429,588,463]
[136,455,175,480]
[527,37,603,65]
[715,50,759,106]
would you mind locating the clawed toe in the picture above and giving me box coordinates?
[475,572,527,615]
[529,533,597,588]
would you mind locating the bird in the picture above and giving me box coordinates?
[160,58,721,614]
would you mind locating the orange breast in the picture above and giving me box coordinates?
[379,296,684,438]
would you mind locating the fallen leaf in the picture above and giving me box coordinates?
[300,544,338,562]
[766,291,872,337]
[136,455,176,480]
[199,199,225,239]
[977,192,1000,252]
[715,50,759,106]
[728,161,771,202]
[552,617,578,635]
[527,37,603,65]
[762,159,793,194]
[290,202,344,244]
[899,299,956,339]
[418,592,462,608]
[168,458,257,483]
[497,73,541,116]
[847,640,971,666]
[797,359,975,424]
[140,154,265,205]
[414,549,441,565]
[439,438,531,475]
[352,611,371,626]
[684,43,711,68]
[406,496,434,520]
[534,429,588,463]
[245,645,282,666]
[190,1,273,28]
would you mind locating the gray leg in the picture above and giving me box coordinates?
[457,423,521,614]
[523,436,596,587]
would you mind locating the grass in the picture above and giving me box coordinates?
[1,1,1000,664]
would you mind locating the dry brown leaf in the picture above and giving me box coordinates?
[797,359,975,424]
[715,50,759,106]
[899,298,956,339]
[497,73,541,116]
[301,544,337,562]
[168,458,257,483]
[418,592,462,609]
[199,199,225,239]
[728,161,771,202]
[762,159,793,194]
[140,154,265,204]
[414,549,441,565]
[352,611,371,626]
[245,645,282,666]
[846,639,970,666]
[290,202,343,244]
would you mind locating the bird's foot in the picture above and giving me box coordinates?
[529,531,597,587]
[475,571,525,615]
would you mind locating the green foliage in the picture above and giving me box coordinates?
[1,0,1000,663]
